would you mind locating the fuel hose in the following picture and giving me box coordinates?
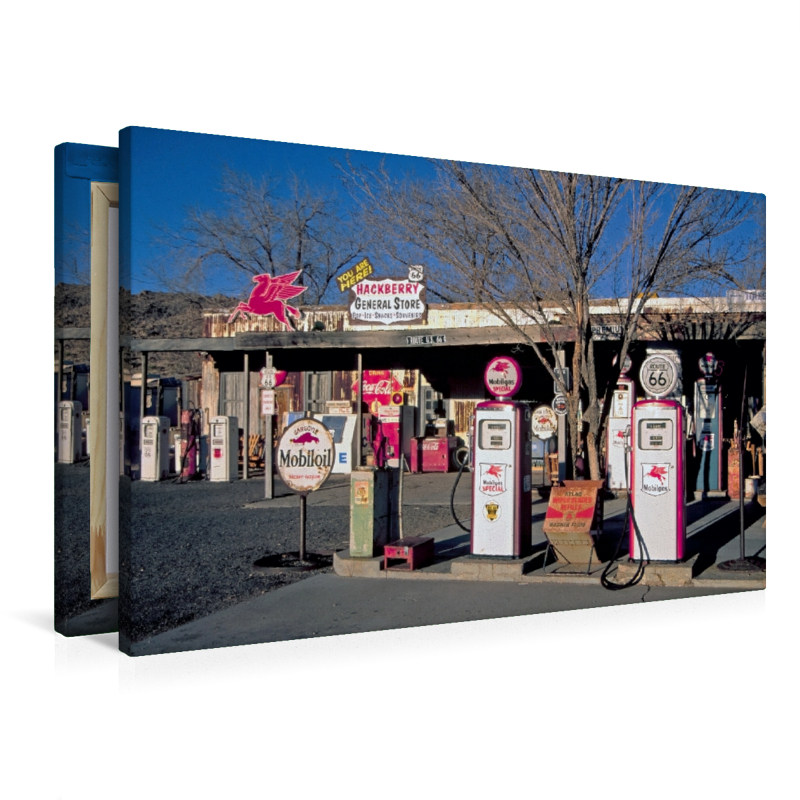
[450,455,470,532]
[600,434,647,590]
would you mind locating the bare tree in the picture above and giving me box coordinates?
[153,166,368,305]
[343,160,759,479]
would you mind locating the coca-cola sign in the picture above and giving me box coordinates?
[353,370,404,415]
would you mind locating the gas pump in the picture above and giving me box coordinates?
[209,415,239,482]
[606,360,635,492]
[470,356,532,558]
[57,401,82,463]
[471,401,532,557]
[630,398,686,561]
[693,352,724,497]
[178,409,202,480]
[140,415,170,481]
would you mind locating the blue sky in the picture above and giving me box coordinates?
[111,126,764,301]
[125,126,439,297]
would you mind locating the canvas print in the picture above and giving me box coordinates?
[118,126,766,657]
[54,143,119,636]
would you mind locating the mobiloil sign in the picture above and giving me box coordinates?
[471,356,532,558]
[277,419,335,491]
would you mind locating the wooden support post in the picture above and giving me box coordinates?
[265,351,273,499]
[556,349,567,482]
[56,339,64,404]
[357,352,363,467]
[139,351,148,423]
[243,352,249,480]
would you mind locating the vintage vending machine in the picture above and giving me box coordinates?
[375,402,415,468]
[471,356,532,558]
[140,415,170,481]
[606,361,635,492]
[694,352,724,497]
[209,415,239,482]
[57,400,82,463]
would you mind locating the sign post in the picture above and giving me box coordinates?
[260,356,278,500]
[276,417,334,560]
[555,351,567,482]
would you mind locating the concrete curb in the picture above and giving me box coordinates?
[333,548,764,590]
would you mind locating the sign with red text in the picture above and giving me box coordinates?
[261,390,276,416]
[276,418,334,493]
[484,356,522,398]
[542,485,600,564]
[352,370,404,415]
[532,406,558,439]
[349,277,427,326]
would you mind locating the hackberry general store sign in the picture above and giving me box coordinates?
[348,277,427,326]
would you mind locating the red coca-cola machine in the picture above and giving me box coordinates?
[356,370,415,468]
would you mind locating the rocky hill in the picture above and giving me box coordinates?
[56,283,237,376]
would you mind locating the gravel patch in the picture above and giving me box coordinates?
[121,475,468,643]
[54,464,116,630]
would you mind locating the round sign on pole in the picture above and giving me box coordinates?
[532,405,558,439]
[613,353,633,375]
[485,356,522,398]
[260,367,287,389]
[640,354,678,399]
[552,394,568,416]
[276,418,335,493]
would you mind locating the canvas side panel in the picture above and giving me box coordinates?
[54,142,119,636]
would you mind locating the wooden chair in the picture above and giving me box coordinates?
[248,434,265,470]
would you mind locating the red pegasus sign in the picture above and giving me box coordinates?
[228,271,308,329]
[642,463,670,496]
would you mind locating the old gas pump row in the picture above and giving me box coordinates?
[346,347,747,574]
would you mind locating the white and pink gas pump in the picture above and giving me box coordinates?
[57,400,82,464]
[209,415,239,482]
[629,355,686,561]
[471,356,532,558]
[140,415,170,481]
[605,355,635,493]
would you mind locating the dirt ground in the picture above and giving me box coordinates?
[120,473,469,643]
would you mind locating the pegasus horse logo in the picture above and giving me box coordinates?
[228,271,308,330]
[646,465,668,484]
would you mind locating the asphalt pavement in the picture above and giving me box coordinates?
[123,471,766,656]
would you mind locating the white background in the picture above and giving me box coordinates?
[2,2,794,798]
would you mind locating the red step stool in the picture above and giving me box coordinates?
[383,536,435,571]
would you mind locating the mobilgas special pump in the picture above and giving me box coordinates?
[469,357,532,558]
